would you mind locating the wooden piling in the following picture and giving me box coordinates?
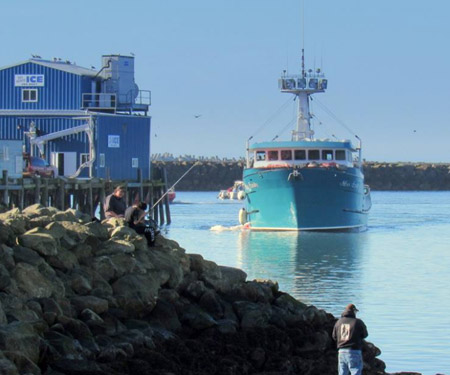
[34,177,41,204]
[2,170,8,207]
[162,167,172,225]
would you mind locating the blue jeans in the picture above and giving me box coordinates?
[338,349,363,375]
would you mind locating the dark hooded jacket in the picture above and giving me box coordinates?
[332,309,368,350]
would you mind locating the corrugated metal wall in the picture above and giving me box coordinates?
[96,115,151,180]
[0,116,23,140]
[0,62,85,110]
[0,115,89,163]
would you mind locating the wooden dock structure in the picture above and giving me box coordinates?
[0,167,171,225]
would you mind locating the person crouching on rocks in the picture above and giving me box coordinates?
[124,201,159,246]
[332,303,368,375]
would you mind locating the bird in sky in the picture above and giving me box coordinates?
[194,114,202,118]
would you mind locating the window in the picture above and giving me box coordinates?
[255,151,266,161]
[280,150,292,160]
[294,149,306,160]
[308,150,320,160]
[80,153,89,165]
[0,146,9,161]
[268,150,279,161]
[322,150,333,161]
[22,89,38,102]
[99,153,105,167]
[335,150,346,160]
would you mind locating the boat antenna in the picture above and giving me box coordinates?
[301,0,305,78]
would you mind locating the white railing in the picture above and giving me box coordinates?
[82,93,117,111]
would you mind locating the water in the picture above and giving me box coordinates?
[163,191,450,375]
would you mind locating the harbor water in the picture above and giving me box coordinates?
[163,191,450,375]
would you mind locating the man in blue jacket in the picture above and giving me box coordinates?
[332,304,368,375]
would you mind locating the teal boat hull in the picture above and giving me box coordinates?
[243,166,368,231]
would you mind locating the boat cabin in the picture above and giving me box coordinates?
[247,140,360,169]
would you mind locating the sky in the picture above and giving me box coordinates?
[1,0,449,163]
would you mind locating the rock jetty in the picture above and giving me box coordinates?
[0,205,414,375]
[152,160,450,191]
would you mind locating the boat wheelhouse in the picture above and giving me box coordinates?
[249,140,358,170]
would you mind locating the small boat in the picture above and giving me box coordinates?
[241,51,371,231]
[218,181,245,200]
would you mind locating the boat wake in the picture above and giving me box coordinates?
[210,225,244,232]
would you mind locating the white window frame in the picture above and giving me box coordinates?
[80,153,89,165]
[22,89,38,102]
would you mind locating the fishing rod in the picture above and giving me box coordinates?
[136,161,201,223]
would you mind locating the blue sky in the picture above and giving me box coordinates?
[1,0,449,162]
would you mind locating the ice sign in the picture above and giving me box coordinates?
[15,75,45,87]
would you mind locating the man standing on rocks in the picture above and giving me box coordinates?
[332,303,368,375]
[104,185,127,219]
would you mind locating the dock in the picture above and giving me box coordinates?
[0,167,171,225]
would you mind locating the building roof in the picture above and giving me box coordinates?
[0,58,98,77]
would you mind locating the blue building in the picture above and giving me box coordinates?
[0,55,151,179]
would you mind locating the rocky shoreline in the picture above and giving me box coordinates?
[0,205,422,375]
[152,161,450,191]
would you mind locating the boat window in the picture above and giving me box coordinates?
[294,149,306,160]
[280,150,292,160]
[268,150,279,161]
[322,150,333,161]
[335,150,346,160]
[308,150,320,160]
[255,151,266,161]
[348,152,354,162]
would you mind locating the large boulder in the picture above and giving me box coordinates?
[12,262,55,299]
[111,274,160,317]
[188,254,247,293]
[70,296,109,315]
[17,228,58,257]
[0,322,40,364]
[55,221,95,243]
[95,239,135,256]
[0,358,19,375]
[0,220,14,245]
[147,248,185,289]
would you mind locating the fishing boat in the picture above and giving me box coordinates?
[241,52,371,231]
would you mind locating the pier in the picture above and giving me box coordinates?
[0,167,171,224]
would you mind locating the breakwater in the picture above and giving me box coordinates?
[153,161,450,191]
[0,204,421,375]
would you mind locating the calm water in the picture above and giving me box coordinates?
[163,191,450,375]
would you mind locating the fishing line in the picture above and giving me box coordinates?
[311,97,357,137]
[249,96,294,140]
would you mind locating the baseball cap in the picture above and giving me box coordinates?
[346,303,359,312]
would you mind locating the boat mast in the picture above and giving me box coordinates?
[279,49,327,141]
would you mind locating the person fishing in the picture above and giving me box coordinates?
[332,303,368,375]
[124,201,159,246]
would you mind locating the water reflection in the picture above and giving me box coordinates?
[237,230,369,313]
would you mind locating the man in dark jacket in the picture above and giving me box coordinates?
[332,304,368,375]
[124,201,158,246]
